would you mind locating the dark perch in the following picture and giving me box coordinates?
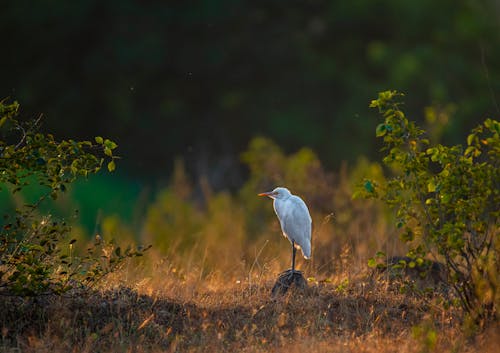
[271,269,308,297]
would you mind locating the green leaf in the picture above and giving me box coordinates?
[400,229,414,242]
[0,116,7,129]
[95,136,104,144]
[107,160,116,172]
[440,168,449,177]
[367,258,377,268]
[351,189,362,199]
[29,244,45,252]
[104,139,118,150]
[375,251,386,258]
[376,123,387,137]
[104,147,113,157]
[427,179,437,192]
[464,146,476,157]
[364,180,374,193]
[466,134,475,146]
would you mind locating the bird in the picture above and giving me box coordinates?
[258,187,312,273]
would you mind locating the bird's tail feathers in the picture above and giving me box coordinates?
[299,242,311,259]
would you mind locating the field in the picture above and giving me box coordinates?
[1,248,498,353]
[1,123,498,352]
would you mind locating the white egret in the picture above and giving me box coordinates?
[258,187,312,273]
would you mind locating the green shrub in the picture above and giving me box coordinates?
[0,99,145,296]
[363,91,499,323]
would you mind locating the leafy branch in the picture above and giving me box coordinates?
[0,99,146,296]
[362,91,499,324]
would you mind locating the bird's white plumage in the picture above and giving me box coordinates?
[260,187,312,259]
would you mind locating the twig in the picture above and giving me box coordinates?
[248,239,269,289]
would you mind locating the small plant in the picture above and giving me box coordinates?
[412,318,438,353]
[362,91,499,323]
[0,99,145,296]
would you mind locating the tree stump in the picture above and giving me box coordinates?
[271,269,308,297]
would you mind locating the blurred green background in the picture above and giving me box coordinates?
[1,0,499,236]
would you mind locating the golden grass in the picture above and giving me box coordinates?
[1,252,498,353]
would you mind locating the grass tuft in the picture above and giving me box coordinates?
[1,260,497,352]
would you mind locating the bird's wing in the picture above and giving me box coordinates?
[281,196,312,256]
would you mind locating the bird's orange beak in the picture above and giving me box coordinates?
[258,191,273,197]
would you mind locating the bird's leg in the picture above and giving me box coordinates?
[291,240,296,274]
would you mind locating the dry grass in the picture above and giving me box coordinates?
[1,155,497,352]
[1,254,498,353]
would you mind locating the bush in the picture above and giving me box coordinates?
[0,99,145,296]
[363,91,499,323]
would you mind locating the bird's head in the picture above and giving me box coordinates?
[258,187,291,200]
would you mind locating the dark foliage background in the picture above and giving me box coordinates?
[2,0,499,188]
